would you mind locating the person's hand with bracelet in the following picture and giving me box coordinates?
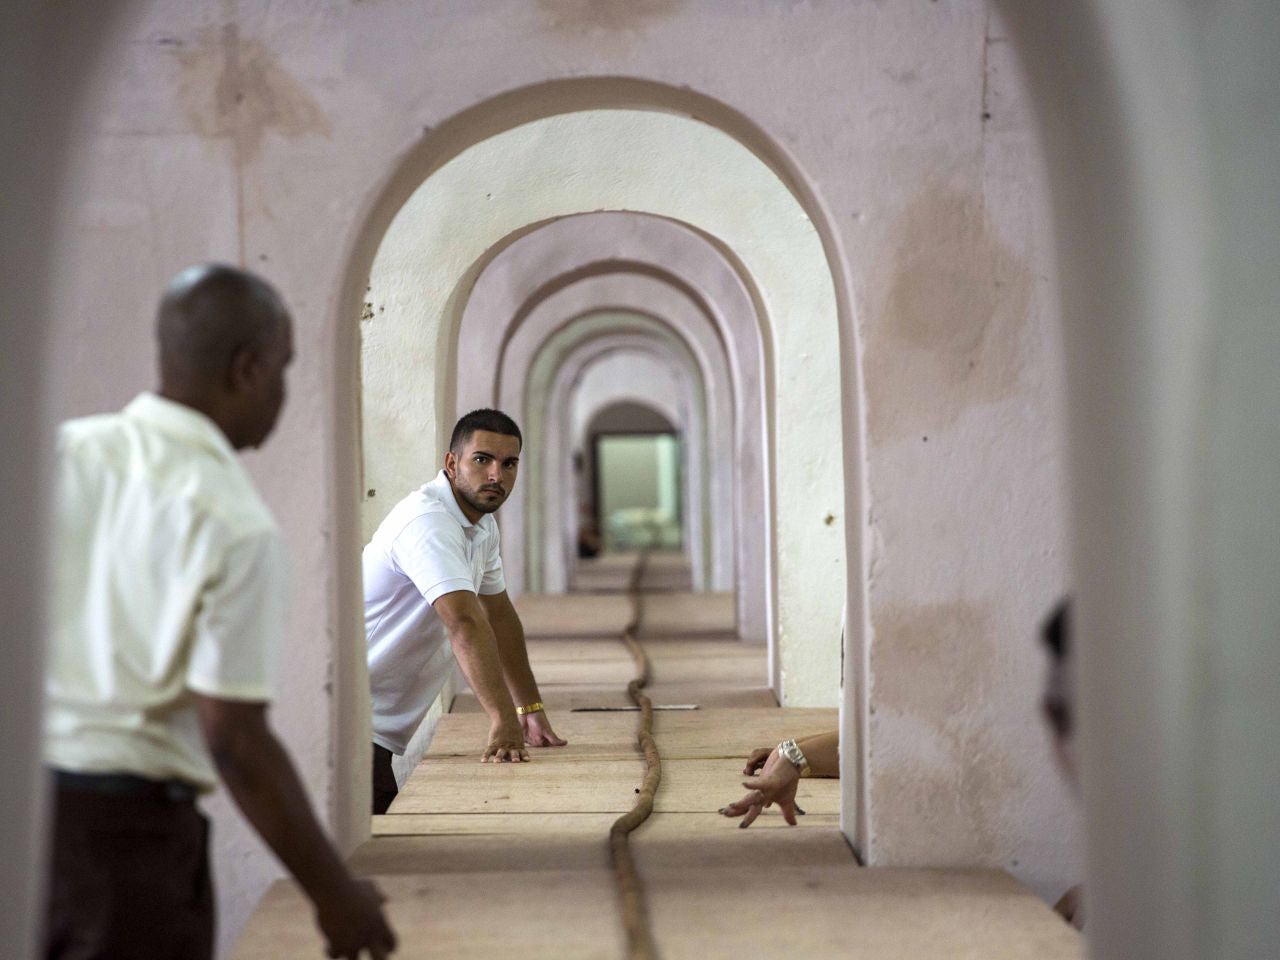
[516,700,567,748]
[719,738,808,829]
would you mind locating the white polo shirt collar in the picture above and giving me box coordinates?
[425,470,481,536]
[124,392,238,465]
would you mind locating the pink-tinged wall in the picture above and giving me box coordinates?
[7,1,1139,952]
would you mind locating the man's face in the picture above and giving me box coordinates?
[243,316,293,449]
[445,429,521,518]
[225,314,293,450]
[1042,655,1077,785]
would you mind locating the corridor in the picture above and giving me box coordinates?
[10,4,1280,959]
[232,556,1081,959]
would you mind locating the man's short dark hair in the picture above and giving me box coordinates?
[1041,597,1071,661]
[156,264,287,384]
[450,408,522,452]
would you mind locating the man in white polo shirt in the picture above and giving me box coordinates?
[364,409,566,813]
[45,265,395,960]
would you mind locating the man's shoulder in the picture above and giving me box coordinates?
[58,410,129,453]
[59,408,276,540]
[386,484,452,520]
[378,489,460,541]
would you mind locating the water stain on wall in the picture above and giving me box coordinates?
[868,600,1024,864]
[864,184,1032,446]
[177,24,330,162]
[870,723,1024,865]
[537,0,683,36]
[871,600,995,720]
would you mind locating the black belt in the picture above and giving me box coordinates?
[54,769,199,804]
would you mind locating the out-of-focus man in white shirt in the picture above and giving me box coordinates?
[44,264,396,960]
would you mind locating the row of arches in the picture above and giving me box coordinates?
[9,4,1278,958]
[361,111,847,708]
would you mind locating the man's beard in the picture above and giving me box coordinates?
[457,481,507,515]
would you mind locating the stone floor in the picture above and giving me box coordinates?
[231,563,1083,959]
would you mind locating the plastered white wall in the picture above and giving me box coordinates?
[17,4,1280,959]
[572,352,688,445]
[998,4,1280,956]
[26,1,1085,946]
[850,9,1081,899]
[362,110,845,709]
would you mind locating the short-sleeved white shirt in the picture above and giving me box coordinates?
[363,471,505,754]
[45,393,285,792]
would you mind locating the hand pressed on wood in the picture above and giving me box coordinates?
[520,709,567,747]
[315,877,397,960]
[720,748,801,828]
[482,719,528,763]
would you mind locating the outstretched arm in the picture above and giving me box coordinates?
[724,730,840,829]
[479,590,567,747]
[743,730,839,778]
[195,696,397,959]
[434,589,527,761]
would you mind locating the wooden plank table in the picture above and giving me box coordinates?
[232,867,625,960]
[232,860,1080,960]
[420,707,836,761]
[232,589,1081,960]
[643,866,1083,960]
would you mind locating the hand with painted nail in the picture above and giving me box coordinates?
[720,747,802,828]
[724,731,839,828]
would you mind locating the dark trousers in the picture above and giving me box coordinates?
[371,743,399,814]
[44,776,213,960]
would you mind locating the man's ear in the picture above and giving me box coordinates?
[443,449,458,480]
[227,342,258,393]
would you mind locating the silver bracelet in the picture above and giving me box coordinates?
[778,738,810,776]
